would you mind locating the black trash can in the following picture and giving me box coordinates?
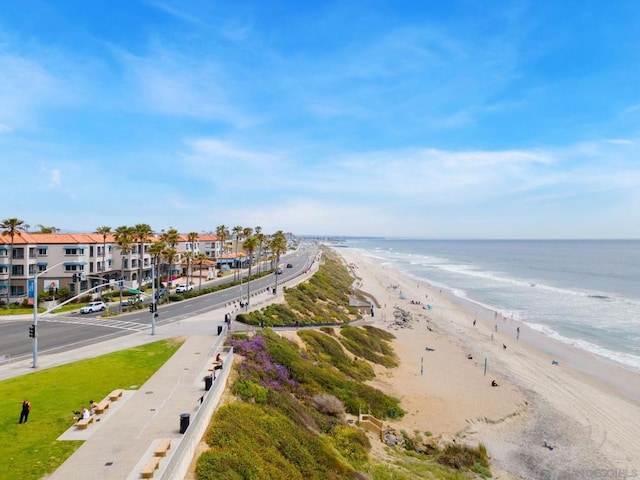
[204,375,213,391]
[217,325,223,335]
[179,413,190,434]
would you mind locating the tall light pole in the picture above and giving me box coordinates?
[151,262,156,335]
[31,261,65,368]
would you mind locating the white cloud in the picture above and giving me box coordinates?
[48,169,62,188]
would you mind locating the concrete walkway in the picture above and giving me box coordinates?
[48,335,219,480]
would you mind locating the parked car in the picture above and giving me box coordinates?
[286,263,293,268]
[120,297,140,307]
[80,301,107,314]
[175,284,194,293]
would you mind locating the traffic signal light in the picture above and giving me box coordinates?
[149,303,157,313]
[72,273,78,282]
[29,325,36,338]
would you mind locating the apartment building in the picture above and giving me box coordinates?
[0,232,223,304]
[0,233,115,302]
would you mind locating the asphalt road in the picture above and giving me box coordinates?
[0,245,317,363]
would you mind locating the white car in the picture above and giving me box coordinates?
[80,301,107,314]
[175,284,194,293]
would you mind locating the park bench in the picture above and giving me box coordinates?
[208,361,223,372]
[108,389,124,401]
[140,456,161,478]
[75,414,96,429]
[154,438,171,457]
[94,399,110,414]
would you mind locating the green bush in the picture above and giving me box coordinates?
[197,402,355,480]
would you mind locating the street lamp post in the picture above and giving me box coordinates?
[31,261,66,368]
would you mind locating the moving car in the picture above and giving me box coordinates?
[175,284,194,293]
[286,263,293,268]
[80,301,107,314]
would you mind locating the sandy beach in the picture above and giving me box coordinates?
[332,246,640,480]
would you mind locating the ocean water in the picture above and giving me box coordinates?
[345,238,640,371]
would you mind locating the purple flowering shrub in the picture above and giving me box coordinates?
[231,334,303,396]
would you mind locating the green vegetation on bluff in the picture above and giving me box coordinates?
[197,328,396,479]
[237,248,366,326]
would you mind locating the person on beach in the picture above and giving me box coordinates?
[19,399,31,424]
[516,326,520,339]
[491,380,499,387]
[473,319,476,326]
[495,324,498,332]
[503,343,507,350]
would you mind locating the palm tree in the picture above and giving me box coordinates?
[215,225,229,257]
[148,240,166,294]
[1,218,27,304]
[270,230,287,294]
[133,224,154,290]
[242,235,258,308]
[186,232,199,285]
[254,227,265,274]
[114,225,135,313]
[195,252,207,290]
[232,226,243,281]
[159,228,179,287]
[94,226,112,300]
[161,247,177,289]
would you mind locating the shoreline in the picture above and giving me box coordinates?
[332,246,640,478]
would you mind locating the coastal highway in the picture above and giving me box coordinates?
[0,244,317,364]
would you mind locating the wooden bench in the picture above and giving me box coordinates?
[154,438,171,457]
[108,389,124,401]
[94,399,110,414]
[75,414,96,429]
[140,456,161,478]
[208,361,223,372]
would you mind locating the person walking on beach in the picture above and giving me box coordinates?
[473,319,476,326]
[516,326,520,340]
[19,399,31,424]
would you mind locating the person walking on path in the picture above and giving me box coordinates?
[19,399,31,424]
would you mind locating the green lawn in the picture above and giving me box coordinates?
[0,338,184,480]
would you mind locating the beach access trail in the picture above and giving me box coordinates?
[333,247,640,480]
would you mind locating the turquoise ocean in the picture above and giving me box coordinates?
[344,238,640,372]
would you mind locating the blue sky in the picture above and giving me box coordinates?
[2,0,640,238]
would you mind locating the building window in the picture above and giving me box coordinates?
[37,247,48,256]
[29,265,36,275]
[64,265,85,272]
[12,248,24,259]
[10,285,25,296]
[0,266,8,274]
[64,248,84,255]
[37,264,47,273]
[12,265,24,275]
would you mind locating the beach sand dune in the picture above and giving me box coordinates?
[333,247,640,479]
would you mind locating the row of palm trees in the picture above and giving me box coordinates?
[1,216,289,308]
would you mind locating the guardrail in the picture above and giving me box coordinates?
[158,328,233,480]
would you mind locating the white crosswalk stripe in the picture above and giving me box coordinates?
[42,317,150,332]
